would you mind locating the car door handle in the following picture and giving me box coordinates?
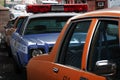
[53,67,59,73]
[80,77,88,80]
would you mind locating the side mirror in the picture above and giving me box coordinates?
[94,60,116,76]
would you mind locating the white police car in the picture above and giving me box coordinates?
[10,4,88,72]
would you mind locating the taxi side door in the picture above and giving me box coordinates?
[28,18,120,80]
[52,19,106,80]
[87,18,120,80]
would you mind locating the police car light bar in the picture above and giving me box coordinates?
[26,4,88,13]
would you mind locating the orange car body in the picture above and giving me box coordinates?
[27,7,120,80]
[5,16,27,46]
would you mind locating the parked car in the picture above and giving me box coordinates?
[1,19,15,48]
[10,3,88,72]
[27,7,120,80]
[5,16,27,47]
[10,9,28,19]
[4,16,27,57]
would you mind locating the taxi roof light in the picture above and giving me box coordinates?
[26,4,88,13]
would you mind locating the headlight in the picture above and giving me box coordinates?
[31,49,44,57]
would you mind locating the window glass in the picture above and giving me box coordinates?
[24,17,71,35]
[16,18,25,28]
[59,20,91,68]
[88,20,120,79]
[17,17,28,34]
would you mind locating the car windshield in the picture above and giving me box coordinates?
[24,17,70,35]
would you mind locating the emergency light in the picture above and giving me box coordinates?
[26,4,88,13]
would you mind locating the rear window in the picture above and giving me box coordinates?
[24,17,71,35]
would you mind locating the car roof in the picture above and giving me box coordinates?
[71,7,120,20]
[28,12,80,19]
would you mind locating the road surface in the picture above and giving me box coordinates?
[0,48,26,80]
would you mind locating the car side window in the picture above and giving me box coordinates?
[88,20,120,79]
[16,18,25,29]
[16,17,28,35]
[58,20,91,69]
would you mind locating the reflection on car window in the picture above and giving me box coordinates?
[59,20,91,69]
[16,17,28,34]
[16,18,26,28]
[24,17,70,35]
[88,20,120,80]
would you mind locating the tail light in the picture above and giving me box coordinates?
[26,4,88,13]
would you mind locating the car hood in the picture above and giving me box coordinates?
[23,33,59,45]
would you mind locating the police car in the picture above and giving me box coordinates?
[10,4,88,71]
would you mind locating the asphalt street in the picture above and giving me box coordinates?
[0,48,27,80]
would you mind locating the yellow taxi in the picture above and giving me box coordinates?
[27,7,120,80]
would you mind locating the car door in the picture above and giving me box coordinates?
[52,19,106,80]
[27,19,106,80]
[87,18,120,80]
[10,17,26,58]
